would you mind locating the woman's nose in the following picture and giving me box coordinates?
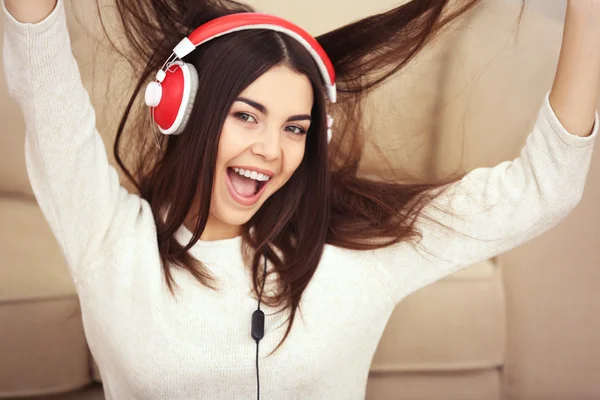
[251,128,280,161]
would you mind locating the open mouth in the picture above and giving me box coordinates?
[225,167,271,206]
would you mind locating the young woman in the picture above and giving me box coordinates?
[3,0,599,398]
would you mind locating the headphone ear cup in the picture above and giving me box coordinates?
[170,63,199,135]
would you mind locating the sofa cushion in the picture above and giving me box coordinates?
[0,197,91,396]
[0,197,75,302]
[367,369,501,400]
[372,259,505,371]
[0,296,91,397]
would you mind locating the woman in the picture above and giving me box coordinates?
[3,0,599,398]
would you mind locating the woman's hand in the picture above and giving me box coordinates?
[4,0,57,23]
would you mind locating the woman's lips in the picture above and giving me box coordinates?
[225,168,270,206]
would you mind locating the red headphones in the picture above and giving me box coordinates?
[145,13,337,139]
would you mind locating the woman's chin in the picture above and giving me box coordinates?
[216,194,263,226]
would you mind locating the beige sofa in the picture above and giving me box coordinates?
[1,1,599,399]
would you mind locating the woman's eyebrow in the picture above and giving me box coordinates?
[286,115,311,123]
[236,97,267,114]
[235,97,312,123]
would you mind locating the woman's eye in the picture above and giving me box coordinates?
[234,112,257,123]
[285,125,307,135]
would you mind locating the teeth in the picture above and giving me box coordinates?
[231,167,271,182]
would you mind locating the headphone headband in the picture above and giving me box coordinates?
[171,13,336,103]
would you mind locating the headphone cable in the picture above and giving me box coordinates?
[254,249,268,400]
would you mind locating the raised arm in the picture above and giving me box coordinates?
[2,0,131,275]
[549,0,600,137]
[373,2,600,305]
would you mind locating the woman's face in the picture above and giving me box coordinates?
[203,65,314,240]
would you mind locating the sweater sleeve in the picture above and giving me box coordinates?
[2,0,130,276]
[373,91,598,305]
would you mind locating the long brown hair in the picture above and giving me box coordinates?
[95,0,526,354]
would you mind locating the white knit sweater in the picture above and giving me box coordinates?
[3,0,598,399]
